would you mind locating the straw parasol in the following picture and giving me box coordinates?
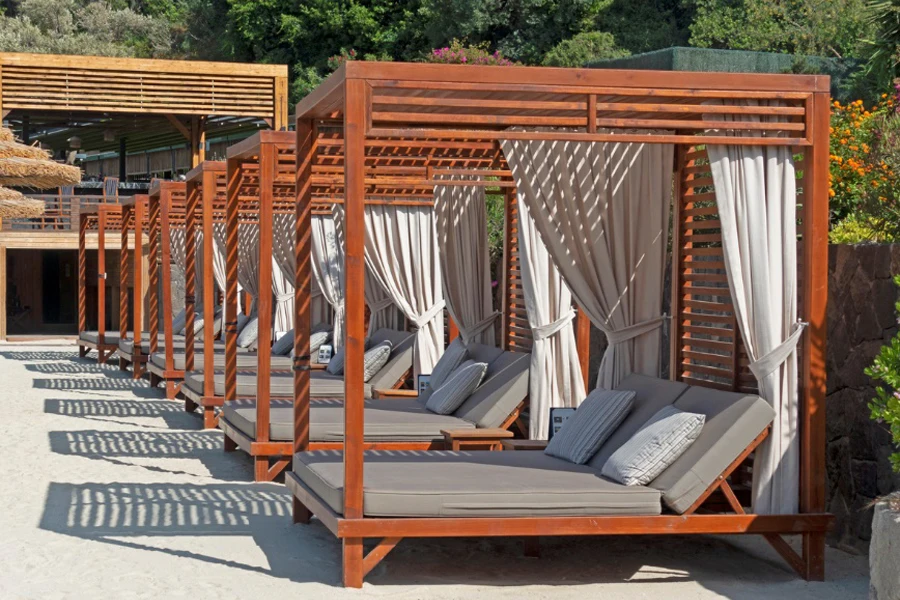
[0,126,81,189]
[0,186,46,218]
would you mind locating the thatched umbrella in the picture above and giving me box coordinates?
[0,185,46,219]
[0,126,81,189]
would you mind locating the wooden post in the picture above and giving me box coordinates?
[160,189,175,373]
[274,76,289,131]
[133,198,144,374]
[190,116,206,167]
[97,209,107,346]
[119,206,130,357]
[294,119,314,455]
[147,193,160,356]
[224,159,240,402]
[202,168,217,396]
[575,308,590,390]
[0,245,6,340]
[184,180,198,373]
[78,215,87,339]
[799,90,830,581]
[342,77,368,588]
[670,146,686,381]
[255,142,276,450]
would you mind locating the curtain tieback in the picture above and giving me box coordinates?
[412,299,446,329]
[605,315,667,345]
[748,320,807,380]
[460,311,501,343]
[368,297,394,312]
[274,292,293,302]
[532,310,575,341]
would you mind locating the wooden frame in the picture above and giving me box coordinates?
[115,195,149,377]
[145,180,188,399]
[76,204,124,363]
[288,62,832,587]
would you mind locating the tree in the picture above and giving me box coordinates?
[542,31,628,67]
[688,0,874,58]
[593,0,693,54]
[862,0,900,90]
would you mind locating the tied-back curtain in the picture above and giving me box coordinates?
[210,224,229,305]
[434,177,499,345]
[501,137,673,390]
[235,223,261,311]
[517,194,586,440]
[706,99,802,515]
[193,230,206,312]
[310,214,346,349]
[270,214,295,332]
[168,228,187,305]
[337,204,445,376]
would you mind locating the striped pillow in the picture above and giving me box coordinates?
[363,340,393,382]
[601,405,705,486]
[425,360,488,415]
[429,338,469,390]
[543,389,635,465]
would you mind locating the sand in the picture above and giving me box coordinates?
[0,342,871,599]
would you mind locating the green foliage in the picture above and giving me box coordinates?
[865,275,900,473]
[688,0,874,58]
[829,214,899,243]
[542,31,628,67]
[862,0,900,91]
[594,0,693,54]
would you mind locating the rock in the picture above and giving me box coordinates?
[853,460,879,499]
[870,500,900,600]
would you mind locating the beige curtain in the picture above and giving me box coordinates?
[707,100,801,515]
[501,137,673,390]
[310,214,346,349]
[517,194,586,439]
[270,214,295,332]
[350,204,444,376]
[434,178,498,345]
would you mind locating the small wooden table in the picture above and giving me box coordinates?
[501,439,548,451]
[441,428,514,451]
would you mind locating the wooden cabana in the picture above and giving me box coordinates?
[76,203,124,363]
[286,62,831,587]
[182,160,227,426]
[145,180,188,398]
[116,194,149,377]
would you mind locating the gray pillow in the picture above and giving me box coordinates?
[236,315,259,348]
[171,309,187,335]
[601,405,705,486]
[310,330,331,362]
[363,340,393,382]
[429,338,468,390]
[544,388,635,465]
[236,312,251,334]
[425,360,488,415]
[271,329,294,356]
[326,346,345,375]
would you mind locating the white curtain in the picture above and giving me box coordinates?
[310,214,346,348]
[234,223,261,310]
[193,230,206,313]
[271,214,295,332]
[517,194,586,439]
[501,137,673,390]
[169,227,186,279]
[337,204,444,376]
[434,178,498,345]
[211,224,229,306]
[707,101,801,515]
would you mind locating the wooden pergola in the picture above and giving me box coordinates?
[0,52,289,166]
[116,194,149,377]
[145,180,187,398]
[76,203,124,362]
[286,62,831,587]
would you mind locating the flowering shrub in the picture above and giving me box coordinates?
[428,40,516,66]
[865,275,900,473]
[326,48,357,71]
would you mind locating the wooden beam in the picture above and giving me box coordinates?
[165,114,191,141]
[224,158,240,402]
[0,244,6,340]
[255,141,276,447]
[294,118,314,454]
[202,167,217,396]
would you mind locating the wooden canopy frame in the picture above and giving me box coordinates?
[116,194,150,377]
[287,62,832,587]
[76,203,124,363]
[145,180,188,398]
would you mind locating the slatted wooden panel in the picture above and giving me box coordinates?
[0,53,281,118]
[671,146,756,393]
[502,190,532,353]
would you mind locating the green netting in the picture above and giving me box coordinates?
[589,47,859,101]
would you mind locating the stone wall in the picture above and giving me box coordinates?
[827,244,900,552]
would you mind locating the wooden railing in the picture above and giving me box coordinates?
[0,194,119,231]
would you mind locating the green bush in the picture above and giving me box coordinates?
[865,274,900,473]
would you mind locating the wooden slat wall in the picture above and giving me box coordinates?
[672,146,757,393]
[501,189,532,353]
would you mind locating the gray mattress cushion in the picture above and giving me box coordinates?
[79,331,120,345]
[149,349,290,372]
[182,370,372,398]
[586,374,690,471]
[452,344,530,428]
[223,398,475,442]
[119,333,178,354]
[648,386,775,514]
[292,450,662,517]
[365,328,416,390]
[138,334,186,354]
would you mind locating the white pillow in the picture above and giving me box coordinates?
[271,329,294,356]
[236,315,259,348]
[363,340,393,382]
[425,360,488,415]
[601,406,705,486]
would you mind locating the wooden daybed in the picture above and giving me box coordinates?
[283,62,832,587]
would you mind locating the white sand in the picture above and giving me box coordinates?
[0,342,870,599]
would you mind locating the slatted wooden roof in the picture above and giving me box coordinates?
[120,194,150,230]
[80,203,124,231]
[148,180,187,226]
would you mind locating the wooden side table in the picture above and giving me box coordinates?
[501,439,548,451]
[441,428,514,451]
